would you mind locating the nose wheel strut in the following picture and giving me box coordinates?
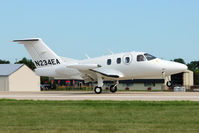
[162,69,172,87]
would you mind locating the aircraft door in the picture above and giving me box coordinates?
[122,53,133,77]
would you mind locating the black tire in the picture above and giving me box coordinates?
[110,85,117,93]
[94,86,102,94]
[166,81,172,87]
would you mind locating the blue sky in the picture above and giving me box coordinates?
[0,0,198,63]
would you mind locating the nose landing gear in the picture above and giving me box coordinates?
[166,81,172,87]
[162,68,173,87]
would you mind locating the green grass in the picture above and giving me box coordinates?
[0,100,199,133]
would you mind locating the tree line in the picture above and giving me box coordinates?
[0,58,35,70]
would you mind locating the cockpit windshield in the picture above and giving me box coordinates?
[144,53,156,61]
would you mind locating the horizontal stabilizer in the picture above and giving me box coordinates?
[13,39,40,42]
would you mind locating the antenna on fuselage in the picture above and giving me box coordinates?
[108,49,114,55]
[85,53,90,59]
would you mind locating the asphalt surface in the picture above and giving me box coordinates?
[0,91,199,101]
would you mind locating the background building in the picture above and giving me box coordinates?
[0,64,40,92]
[116,79,164,90]
[169,70,194,89]
[53,70,194,91]
[113,70,194,90]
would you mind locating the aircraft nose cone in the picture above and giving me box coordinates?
[166,62,188,75]
[160,60,188,75]
[179,63,188,71]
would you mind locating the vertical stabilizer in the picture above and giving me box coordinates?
[13,38,63,68]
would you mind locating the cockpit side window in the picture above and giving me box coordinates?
[137,55,145,62]
[144,53,156,61]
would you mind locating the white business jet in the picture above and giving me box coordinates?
[13,38,187,94]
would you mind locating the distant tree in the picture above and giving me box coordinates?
[187,61,199,71]
[186,61,199,85]
[173,58,186,64]
[41,76,50,84]
[15,57,36,70]
[194,70,199,85]
[0,59,10,64]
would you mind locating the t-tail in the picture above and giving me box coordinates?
[13,38,63,68]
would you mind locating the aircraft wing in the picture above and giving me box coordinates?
[67,63,123,79]
[90,68,124,78]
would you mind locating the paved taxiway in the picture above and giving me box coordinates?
[0,91,199,101]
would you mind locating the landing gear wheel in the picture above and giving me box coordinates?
[110,85,117,93]
[94,86,102,94]
[166,81,172,87]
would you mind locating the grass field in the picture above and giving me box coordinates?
[0,100,199,133]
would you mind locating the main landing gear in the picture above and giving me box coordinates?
[94,74,103,94]
[94,86,102,94]
[94,84,118,94]
[94,74,118,94]
[110,82,118,93]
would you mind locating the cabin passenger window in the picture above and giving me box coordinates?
[123,54,132,65]
[117,58,121,64]
[125,57,130,64]
[137,55,145,62]
[107,59,111,65]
